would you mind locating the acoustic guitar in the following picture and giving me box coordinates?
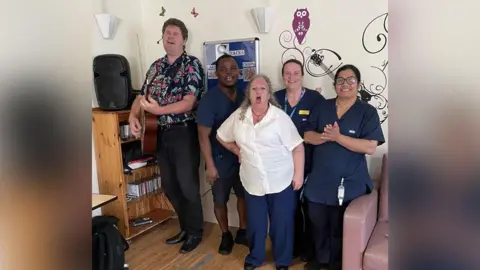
[136,34,158,155]
[140,92,158,155]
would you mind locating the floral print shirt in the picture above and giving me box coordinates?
[140,52,205,126]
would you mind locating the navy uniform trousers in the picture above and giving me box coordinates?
[244,185,296,267]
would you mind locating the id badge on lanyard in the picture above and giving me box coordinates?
[338,178,345,206]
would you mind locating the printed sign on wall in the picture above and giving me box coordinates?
[203,38,260,92]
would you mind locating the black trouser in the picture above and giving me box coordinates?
[295,147,315,259]
[157,123,203,237]
[307,201,350,270]
[293,190,314,259]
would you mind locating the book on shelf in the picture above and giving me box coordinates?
[121,140,157,173]
[126,175,161,198]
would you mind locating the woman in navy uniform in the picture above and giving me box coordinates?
[274,59,325,262]
[303,64,385,270]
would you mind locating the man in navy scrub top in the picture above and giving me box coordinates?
[274,59,325,262]
[302,64,385,270]
[196,54,248,255]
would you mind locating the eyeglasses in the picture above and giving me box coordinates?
[335,76,357,85]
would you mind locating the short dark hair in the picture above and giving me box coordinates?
[162,18,188,41]
[282,59,304,76]
[334,64,361,84]
[215,54,237,71]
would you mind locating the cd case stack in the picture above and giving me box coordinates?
[130,217,153,227]
[126,175,161,198]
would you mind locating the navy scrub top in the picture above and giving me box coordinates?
[196,86,244,177]
[304,97,385,205]
[274,88,325,175]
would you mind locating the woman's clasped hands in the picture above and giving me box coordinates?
[321,121,342,142]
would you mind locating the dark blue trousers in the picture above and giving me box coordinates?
[244,185,296,267]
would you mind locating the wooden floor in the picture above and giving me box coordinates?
[125,218,308,270]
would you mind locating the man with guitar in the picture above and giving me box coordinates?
[129,18,205,254]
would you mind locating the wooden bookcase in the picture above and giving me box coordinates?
[92,108,174,240]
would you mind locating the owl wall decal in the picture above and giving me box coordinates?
[292,8,311,44]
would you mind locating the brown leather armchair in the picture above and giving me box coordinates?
[343,154,388,270]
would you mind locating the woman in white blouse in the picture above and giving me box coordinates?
[216,74,305,270]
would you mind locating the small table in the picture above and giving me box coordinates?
[92,194,118,210]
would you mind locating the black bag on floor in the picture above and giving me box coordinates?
[92,215,129,270]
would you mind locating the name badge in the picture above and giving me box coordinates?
[338,178,345,206]
[299,110,310,115]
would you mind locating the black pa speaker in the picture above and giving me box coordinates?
[93,54,135,111]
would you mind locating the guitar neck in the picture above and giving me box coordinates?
[320,62,335,81]
[311,53,336,81]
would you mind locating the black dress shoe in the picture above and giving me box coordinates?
[218,231,234,255]
[179,235,202,253]
[276,266,289,270]
[244,262,256,270]
[165,231,187,245]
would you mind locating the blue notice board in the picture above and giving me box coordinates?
[203,37,260,93]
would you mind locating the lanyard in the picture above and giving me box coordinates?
[284,88,306,118]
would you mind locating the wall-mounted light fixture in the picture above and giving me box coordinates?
[251,7,276,34]
[94,14,118,39]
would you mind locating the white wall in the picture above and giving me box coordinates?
[92,0,144,216]
[92,0,389,225]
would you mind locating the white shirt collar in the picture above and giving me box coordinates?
[245,104,279,124]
